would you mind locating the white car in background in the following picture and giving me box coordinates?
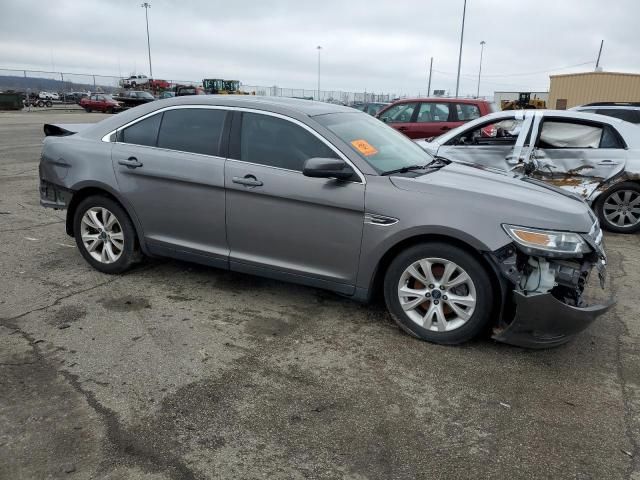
[415,109,640,233]
[571,102,640,125]
[38,91,59,100]
[119,75,149,88]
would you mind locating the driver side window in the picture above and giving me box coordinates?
[447,117,522,146]
[379,103,416,123]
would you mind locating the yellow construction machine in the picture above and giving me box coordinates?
[202,79,249,95]
[501,92,546,110]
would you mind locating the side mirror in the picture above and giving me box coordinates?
[379,116,389,123]
[303,157,353,180]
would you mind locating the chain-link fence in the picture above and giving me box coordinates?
[238,85,392,104]
[0,67,397,108]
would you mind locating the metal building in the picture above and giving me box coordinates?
[548,71,640,109]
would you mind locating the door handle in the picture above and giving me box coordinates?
[398,126,408,131]
[118,157,143,168]
[232,175,263,187]
[440,126,450,131]
[597,159,619,166]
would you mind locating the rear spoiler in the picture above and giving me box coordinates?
[43,123,94,137]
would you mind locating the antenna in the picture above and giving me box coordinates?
[595,40,604,71]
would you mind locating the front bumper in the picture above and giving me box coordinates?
[492,291,614,348]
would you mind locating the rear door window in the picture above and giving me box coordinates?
[238,112,338,171]
[537,121,603,149]
[157,108,226,156]
[455,103,481,121]
[416,103,451,122]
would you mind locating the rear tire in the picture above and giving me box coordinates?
[37,100,44,108]
[595,182,640,233]
[45,100,52,108]
[84,106,91,113]
[383,242,493,345]
[73,196,141,274]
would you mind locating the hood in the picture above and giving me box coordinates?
[389,162,595,233]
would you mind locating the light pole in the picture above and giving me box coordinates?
[316,46,322,101]
[476,40,486,98]
[454,0,467,98]
[141,3,153,79]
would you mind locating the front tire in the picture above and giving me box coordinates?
[73,196,140,274]
[595,182,640,233]
[384,242,493,345]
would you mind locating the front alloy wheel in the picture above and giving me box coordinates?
[384,243,493,345]
[398,258,477,332]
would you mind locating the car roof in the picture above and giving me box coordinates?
[161,95,355,116]
[76,95,361,140]
[390,97,490,105]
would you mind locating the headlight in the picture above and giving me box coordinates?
[502,224,591,256]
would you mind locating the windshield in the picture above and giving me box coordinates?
[315,112,432,173]
[138,92,154,99]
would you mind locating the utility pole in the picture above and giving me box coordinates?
[141,3,153,79]
[316,46,322,101]
[427,57,433,97]
[455,0,467,98]
[595,40,604,70]
[476,41,486,98]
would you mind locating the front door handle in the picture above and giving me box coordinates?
[597,159,619,166]
[118,157,143,168]
[232,175,263,187]
[397,126,408,131]
[440,126,451,131]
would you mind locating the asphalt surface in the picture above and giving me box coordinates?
[1,111,639,480]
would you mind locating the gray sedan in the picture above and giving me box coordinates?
[415,109,640,233]
[39,96,610,347]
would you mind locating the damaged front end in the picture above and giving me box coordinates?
[487,221,613,348]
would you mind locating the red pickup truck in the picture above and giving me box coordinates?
[376,98,497,139]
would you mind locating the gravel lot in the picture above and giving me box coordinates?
[1,111,639,480]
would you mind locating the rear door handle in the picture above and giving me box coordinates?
[232,175,263,187]
[440,126,450,131]
[398,126,408,131]
[118,157,143,168]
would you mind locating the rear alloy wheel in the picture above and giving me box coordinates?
[73,196,140,273]
[596,182,640,233]
[384,243,493,345]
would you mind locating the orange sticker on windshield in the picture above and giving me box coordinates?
[351,139,378,156]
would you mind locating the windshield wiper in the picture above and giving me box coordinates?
[380,164,429,176]
[380,157,449,176]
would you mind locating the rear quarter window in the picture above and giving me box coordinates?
[118,113,162,147]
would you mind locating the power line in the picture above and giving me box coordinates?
[433,60,595,79]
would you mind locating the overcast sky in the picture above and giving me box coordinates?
[1,0,638,96]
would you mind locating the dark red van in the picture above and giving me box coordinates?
[376,98,496,139]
